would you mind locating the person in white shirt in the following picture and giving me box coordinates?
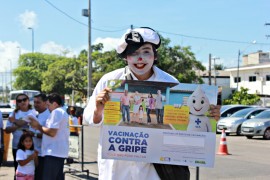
[132,91,141,122]
[16,133,38,179]
[138,105,144,123]
[27,93,50,180]
[6,93,36,174]
[29,93,69,180]
[83,27,221,180]
[155,90,165,124]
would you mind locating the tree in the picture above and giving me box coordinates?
[214,64,225,70]
[42,58,73,95]
[156,36,205,83]
[13,52,88,97]
[12,36,207,102]
[13,53,57,91]
[223,87,260,105]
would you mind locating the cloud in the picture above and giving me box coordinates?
[0,41,22,72]
[40,41,76,57]
[18,10,37,29]
[0,41,23,89]
[93,37,119,52]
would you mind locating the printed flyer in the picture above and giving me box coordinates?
[101,80,218,167]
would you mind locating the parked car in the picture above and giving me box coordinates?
[241,109,270,139]
[217,107,268,135]
[0,104,14,118]
[220,105,253,119]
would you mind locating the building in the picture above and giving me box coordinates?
[196,70,231,105]
[225,51,270,106]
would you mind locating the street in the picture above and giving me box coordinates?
[1,124,270,179]
[75,125,270,180]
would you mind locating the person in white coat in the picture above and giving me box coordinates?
[83,27,221,180]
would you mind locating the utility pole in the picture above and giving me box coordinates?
[212,57,220,86]
[4,68,7,103]
[236,50,240,91]
[82,0,92,101]
[266,23,270,39]
[28,27,34,53]
[8,59,12,90]
[208,54,212,85]
[1,72,3,101]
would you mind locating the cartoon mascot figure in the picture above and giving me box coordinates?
[187,85,212,132]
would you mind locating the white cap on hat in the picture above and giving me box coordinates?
[116,27,161,54]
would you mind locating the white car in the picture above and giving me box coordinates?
[0,104,14,118]
[217,107,267,135]
[241,109,270,139]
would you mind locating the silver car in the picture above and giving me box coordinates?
[217,107,267,135]
[220,105,252,119]
[241,109,270,139]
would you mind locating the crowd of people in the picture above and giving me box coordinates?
[120,90,166,124]
[1,26,220,180]
[3,93,76,180]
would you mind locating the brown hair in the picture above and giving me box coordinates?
[14,93,32,113]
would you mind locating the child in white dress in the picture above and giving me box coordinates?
[16,133,38,180]
[139,105,144,123]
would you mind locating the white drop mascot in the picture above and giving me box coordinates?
[187,86,212,132]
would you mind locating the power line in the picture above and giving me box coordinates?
[43,1,270,46]
[43,0,128,32]
[132,25,270,46]
[44,0,87,27]
[157,30,270,46]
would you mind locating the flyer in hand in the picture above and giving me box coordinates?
[101,80,218,167]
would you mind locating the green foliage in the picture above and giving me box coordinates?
[214,64,225,70]
[13,53,57,91]
[223,87,260,105]
[157,36,205,83]
[12,36,206,103]
[13,52,88,99]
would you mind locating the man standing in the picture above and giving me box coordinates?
[120,90,131,123]
[28,93,50,179]
[30,93,69,180]
[155,90,165,124]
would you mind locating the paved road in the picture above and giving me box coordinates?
[70,126,270,180]
[1,124,270,179]
[191,134,270,180]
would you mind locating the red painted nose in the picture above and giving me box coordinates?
[138,57,142,61]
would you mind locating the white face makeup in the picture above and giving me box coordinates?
[187,86,210,115]
[126,44,156,80]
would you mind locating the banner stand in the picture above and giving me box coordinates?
[64,125,90,178]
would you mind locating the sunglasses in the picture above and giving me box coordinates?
[17,98,28,103]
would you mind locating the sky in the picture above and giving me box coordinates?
[1,0,270,89]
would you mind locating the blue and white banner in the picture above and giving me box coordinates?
[102,125,216,167]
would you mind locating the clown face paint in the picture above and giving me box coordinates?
[126,44,156,80]
[187,86,210,116]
